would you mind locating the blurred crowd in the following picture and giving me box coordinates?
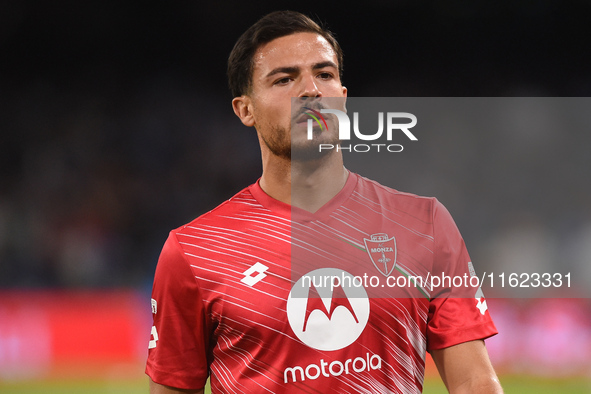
[0,72,261,288]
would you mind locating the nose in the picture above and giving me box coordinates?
[298,75,321,98]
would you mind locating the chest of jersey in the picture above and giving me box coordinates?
[177,206,432,392]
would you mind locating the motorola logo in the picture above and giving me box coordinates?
[286,268,370,351]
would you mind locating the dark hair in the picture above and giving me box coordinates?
[227,10,344,98]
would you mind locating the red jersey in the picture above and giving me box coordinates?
[146,172,497,393]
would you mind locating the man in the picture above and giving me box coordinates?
[146,10,503,393]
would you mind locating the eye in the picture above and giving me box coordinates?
[274,77,292,85]
[317,72,334,80]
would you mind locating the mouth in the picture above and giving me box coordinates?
[294,112,313,125]
[293,106,327,128]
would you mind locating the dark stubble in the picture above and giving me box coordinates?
[261,125,339,162]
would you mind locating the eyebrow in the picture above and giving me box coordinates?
[265,61,338,78]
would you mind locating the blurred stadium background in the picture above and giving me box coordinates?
[1,1,590,392]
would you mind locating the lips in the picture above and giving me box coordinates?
[293,106,325,125]
[295,112,313,124]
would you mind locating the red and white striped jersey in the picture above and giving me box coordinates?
[146,172,497,393]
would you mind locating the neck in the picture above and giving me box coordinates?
[259,150,348,213]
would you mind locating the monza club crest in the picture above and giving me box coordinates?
[364,233,397,277]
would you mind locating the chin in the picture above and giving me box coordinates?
[291,141,338,163]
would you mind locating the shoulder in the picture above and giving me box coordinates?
[173,183,266,234]
[352,173,438,216]
[155,185,261,280]
[166,182,290,258]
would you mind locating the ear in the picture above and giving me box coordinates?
[342,85,348,97]
[232,96,255,127]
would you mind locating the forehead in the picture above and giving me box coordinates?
[252,32,338,76]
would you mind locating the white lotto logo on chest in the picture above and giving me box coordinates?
[286,268,370,351]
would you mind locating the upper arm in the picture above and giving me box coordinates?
[146,233,210,389]
[431,340,503,394]
[149,377,204,394]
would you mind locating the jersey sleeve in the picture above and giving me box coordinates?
[145,231,210,389]
[426,199,498,352]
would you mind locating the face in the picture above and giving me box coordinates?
[233,32,347,160]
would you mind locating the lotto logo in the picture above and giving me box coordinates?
[240,262,269,287]
[148,326,158,349]
[475,287,488,315]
